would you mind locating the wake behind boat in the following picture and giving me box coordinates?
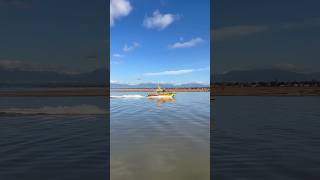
[147,84,176,99]
[111,95,145,99]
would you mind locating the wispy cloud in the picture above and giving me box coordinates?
[173,81,210,86]
[214,25,269,41]
[144,69,193,76]
[215,17,320,41]
[123,42,139,52]
[170,37,204,49]
[112,53,125,58]
[143,67,209,76]
[111,60,123,65]
[196,67,210,71]
[111,80,120,83]
[143,10,180,30]
[110,0,132,27]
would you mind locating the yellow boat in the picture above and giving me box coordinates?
[147,84,176,99]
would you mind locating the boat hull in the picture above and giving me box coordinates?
[147,94,175,99]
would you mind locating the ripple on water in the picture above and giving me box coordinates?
[111,92,210,180]
[213,96,320,180]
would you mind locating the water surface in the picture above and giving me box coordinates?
[213,96,320,180]
[0,97,109,180]
[111,92,210,180]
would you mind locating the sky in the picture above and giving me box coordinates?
[0,0,107,74]
[2,0,319,84]
[110,0,210,85]
[213,0,320,74]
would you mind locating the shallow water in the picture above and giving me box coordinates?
[111,92,210,180]
[212,96,320,180]
[0,97,109,180]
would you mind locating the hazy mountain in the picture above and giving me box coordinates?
[212,69,320,82]
[0,67,209,88]
[2,67,320,88]
[111,83,209,89]
[0,67,108,86]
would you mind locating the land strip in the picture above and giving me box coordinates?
[0,88,109,97]
[0,86,320,96]
[212,86,320,96]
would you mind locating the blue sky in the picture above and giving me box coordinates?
[110,0,210,85]
[0,0,107,73]
[213,0,320,74]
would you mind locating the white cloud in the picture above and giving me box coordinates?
[213,17,320,41]
[214,18,320,41]
[111,60,123,65]
[111,80,120,83]
[170,37,204,49]
[214,17,320,41]
[112,53,125,58]
[143,10,179,30]
[123,42,139,52]
[196,66,210,71]
[143,67,209,76]
[111,55,123,64]
[173,81,210,86]
[110,0,132,27]
[144,69,193,76]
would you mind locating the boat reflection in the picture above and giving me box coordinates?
[147,97,176,107]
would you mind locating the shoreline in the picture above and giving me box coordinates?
[0,88,109,97]
[0,87,319,96]
[212,86,320,96]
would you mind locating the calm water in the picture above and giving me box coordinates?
[0,97,109,180]
[111,92,210,180]
[4,95,316,179]
[213,96,320,180]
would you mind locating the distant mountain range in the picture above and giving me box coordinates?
[113,69,320,88]
[0,67,108,86]
[110,82,209,89]
[1,67,320,88]
[212,69,320,83]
